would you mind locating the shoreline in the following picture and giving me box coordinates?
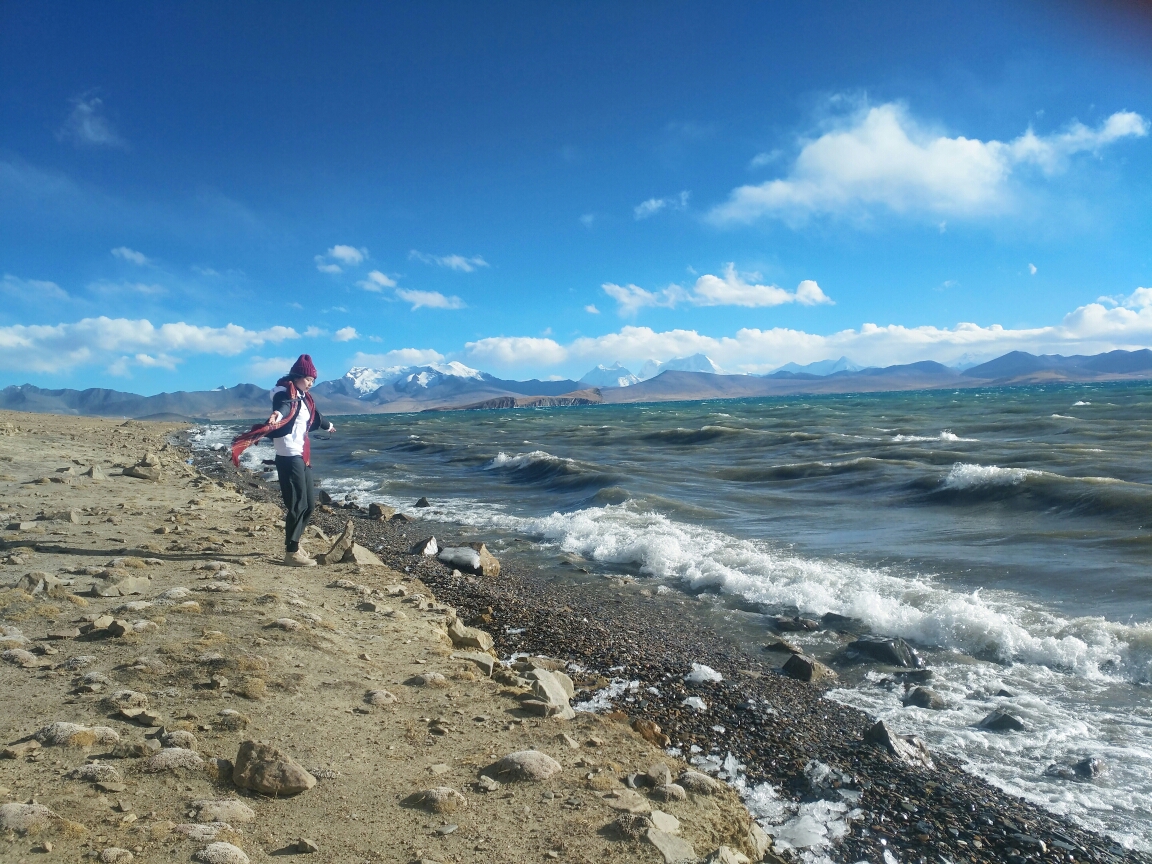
[193,434,1148,864]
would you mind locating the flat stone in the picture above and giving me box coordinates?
[342,543,384,567]
[1,740,41,759]
[646,827,696,863]
[232,740,316,796]
[451,651,495,677]
[602,789,650,814]
[650,810,680,835]
[709,847,751,864]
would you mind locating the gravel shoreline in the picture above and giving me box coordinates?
[193,445,1149,864]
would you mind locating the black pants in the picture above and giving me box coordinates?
[275,455,316,553]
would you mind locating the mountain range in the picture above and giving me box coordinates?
[2,349,1152,420]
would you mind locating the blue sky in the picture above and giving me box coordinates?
[2,1,1151,391]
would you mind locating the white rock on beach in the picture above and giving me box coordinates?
[193,842,250,864]
[0,802,58,833]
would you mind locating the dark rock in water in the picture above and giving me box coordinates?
[820,612,862,631]
[781,654,835,683]
[772,615,819,632]
[902,686,945,710]
[390,512,412,523]
[317,489,333,505]
[415,496,431,508]
[846,635,922,668]
[762,639,802,654]
[894,668,934,683]
[863,720,934,769]
[1048,756,1107,781]
[367,502,395,521]
[996,687,1016,697]
[978,710,1026,733]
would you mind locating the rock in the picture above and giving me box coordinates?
[407,786,467,814]
[1073,756,1107,779]
[107,689,149,709]
[389,512,412,523]
[978,710,1026,733]
[747,823,771,862]
[411,672,449,687]
[446,617,495,652]
[451,651,495,677]
[632,718,671,747]
[365,689,397,706]
[709,847,751,864]
[341,543,384,566]
[66,763,123,784]
[83,465,106,480]
[106,619,133,637]
[35,721,120,747]
[14,571,63,595]
[316,520,354,565]
[525,669,576,720]
[650,783,687,802]
[762,639,803,654]
[142,747,204,773]
[161,730,198,750]
[611,812,652,840]
[0,802,58,833]
[367,502,394,521]
[646,827,696,863]
[603,789,651,814]
[646,763,673,787]
[781,654,836,683]
[100,848,133,863]
[111,739,161,759]
[2,648,39,667]
[193,799,255,824]
[483,750,562,782]
[47,628,81,639]
[193,842,250,864]
[846,635,923,668]
[295,838,319,854]
[411,537,438,556]
[476,775,501,792]
[171,823,232,842]
[772,615,819,632]
[1,740,42,759]
[437,543,500,577]
[272,618,302,631]
[863,720,934,769]
[650,810,680,835]
[415,496,431,507]
[91,573,151,598]
[678,770,720,795]
[124,463,162,481]
[232,740,316,796]
[902,686,946,710]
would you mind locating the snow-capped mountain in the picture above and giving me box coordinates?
[638,354,725,380]
[328,362,488,398]
[579,362,641,388]
[772,356,863,376]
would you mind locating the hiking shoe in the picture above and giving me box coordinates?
[284,549,317,567]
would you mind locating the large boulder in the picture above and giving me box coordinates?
[525,669,576,720]
[863,720,934,769]
[482,750,562,782]
[232,741,316,796]
[846,635,922,668]
[781,654,836,683]
[977,710,1026,733]
[341,543,384,567]
[446,617,495,653]
[437,543,500,577]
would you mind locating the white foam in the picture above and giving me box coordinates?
[1074,401,1092,406]
[891,430,978,443]
[942,462,1043,489]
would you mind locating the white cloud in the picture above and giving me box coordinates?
[349,348,446,368]
[1,273,68,301]
[709,103,1148,225]
[396,288,465,310]
[0,317,298,374]
[88,280,166,296]
[357,270,397,291]
[1029,263,1038,275]
[408,250,490,272]
[463,336,567,368]
[303,326,327,338]
[634,190,690,220]
[603,265,833,315]
[57,95,126,148]
[333,327,358,342]
[584,304,600,314]
[314,244,368,273]
[579,213,596,227]
[111,247,150,265]
[248,356,298,378]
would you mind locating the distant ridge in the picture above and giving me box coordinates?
[3,349,1152,419]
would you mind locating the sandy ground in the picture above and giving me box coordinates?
[0,411,770,864]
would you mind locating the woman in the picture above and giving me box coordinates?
[231,354,336,566]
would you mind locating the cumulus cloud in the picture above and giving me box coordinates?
[584,304,600,314]
[1029,263,1038,275]
[248,355,298,378]
[603,265,832,315]
[315,244,367,273]
[57,95,126,148]
[0,317,298,374]
[333,326,358,342]
[396,288,465,310]
[1,273,68,301]
[88,279,166,296]
[709,103,1148,225]
[349,347,446,368]
[463,335,567,368]
[408,250,490,272]
[634,190,690,220]
[357,270,397,291]
[111,247,150,265]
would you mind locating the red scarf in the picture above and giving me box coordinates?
[230,380,317,467]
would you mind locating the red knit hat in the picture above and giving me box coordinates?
[289,354,318,379]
